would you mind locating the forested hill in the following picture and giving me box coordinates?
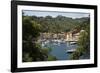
[23,15,89,33]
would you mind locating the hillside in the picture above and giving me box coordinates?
[23,15,89,33]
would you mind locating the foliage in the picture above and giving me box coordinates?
[22,14,90,61]
[70,18,90,60]
[22,16,48,62]
[23,15,88,33]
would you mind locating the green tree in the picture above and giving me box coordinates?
[70,30,90,59]
[70,19,90,60]
[22,16,49,62]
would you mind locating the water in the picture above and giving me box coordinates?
[42,41,77,60]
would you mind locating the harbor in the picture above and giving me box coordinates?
[39,39,78,60]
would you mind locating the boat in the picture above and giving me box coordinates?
[66,49,76,53]
[70,42,77,45]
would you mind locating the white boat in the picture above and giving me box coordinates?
[70,42,77,45]
[66,49,76,53]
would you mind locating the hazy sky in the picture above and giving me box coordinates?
[23,10,89,19]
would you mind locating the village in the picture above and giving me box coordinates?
[37,30,85,46]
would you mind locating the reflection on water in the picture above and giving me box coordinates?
[41,41,77,60]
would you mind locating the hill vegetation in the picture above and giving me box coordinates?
[22,13,90,62]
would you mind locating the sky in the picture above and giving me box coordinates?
[23,10,90,19]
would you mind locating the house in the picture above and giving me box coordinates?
[65,30,84,41]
